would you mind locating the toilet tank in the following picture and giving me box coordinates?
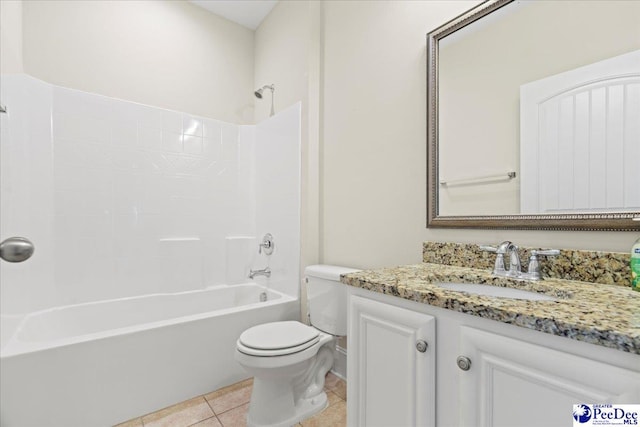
[305,265,360,336]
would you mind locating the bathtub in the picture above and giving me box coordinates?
[0,284,298,427]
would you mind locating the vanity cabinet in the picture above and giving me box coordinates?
[347,289,640,427]
[347,296,436,427]
[459,326,640,427]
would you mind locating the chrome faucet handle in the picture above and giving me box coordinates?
[479,244,506,274]
[258,233,274,255]
[532,249,560,257]
[526,249,560,280]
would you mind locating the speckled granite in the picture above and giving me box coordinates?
[341,263,640,354]
[423,241,632,287]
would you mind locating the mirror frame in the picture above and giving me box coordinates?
[426,0,640,231]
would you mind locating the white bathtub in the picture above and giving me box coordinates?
[0,284,298,427]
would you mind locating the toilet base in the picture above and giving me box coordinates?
[241,339,336,427]
[247,390,328,427]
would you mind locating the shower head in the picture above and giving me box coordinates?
[254,84,275,116]
[254,84,274,99]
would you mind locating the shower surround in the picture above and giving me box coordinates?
[0,74,301,426]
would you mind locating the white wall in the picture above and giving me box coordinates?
[254,2,310,124]
[0,0,23,74]
[322,0,475,268]
[320,0,639,271]
[21,0,255,124]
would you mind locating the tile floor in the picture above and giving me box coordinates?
[115,372,347,427]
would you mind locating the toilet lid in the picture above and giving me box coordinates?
[239,321,319,350]
[236,336,320,357]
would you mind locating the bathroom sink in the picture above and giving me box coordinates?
[437,282,556,301]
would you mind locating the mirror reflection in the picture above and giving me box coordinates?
[437,0,640,217]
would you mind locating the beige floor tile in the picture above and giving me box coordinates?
[331,379,347,401]
[300,400,347,427]
[142,396,214,427]
[323,372,342,391]
[113,417,143,427]
[190,416,223,427]
[119,376,345,427]
[204,378,253,402]
[216,402,249,427]
[205,382,253,415]
[326,390,343,407]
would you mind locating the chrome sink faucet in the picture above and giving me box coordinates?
[480,240,520,277]
[507,243,522,277]
[479,242,559,281]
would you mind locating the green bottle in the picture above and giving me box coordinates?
[632,237,640,291]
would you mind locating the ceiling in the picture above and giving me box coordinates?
[189,0,278,30]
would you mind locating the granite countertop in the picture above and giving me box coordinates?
[341,263,640,354]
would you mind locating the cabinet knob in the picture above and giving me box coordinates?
[457,356,471,371]
[0,237,35,263]
[416,340,428,353]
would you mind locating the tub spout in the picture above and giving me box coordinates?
[249,267,271,279]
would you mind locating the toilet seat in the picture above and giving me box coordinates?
[237,337,320,357]
[237,321,320,357]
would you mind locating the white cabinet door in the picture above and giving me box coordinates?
[459,326,640,427]
[348,296,436,427]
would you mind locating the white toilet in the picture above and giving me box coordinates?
[235,265,358,427]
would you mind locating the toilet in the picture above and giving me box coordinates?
[235,265,358,427]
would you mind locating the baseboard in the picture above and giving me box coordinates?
[331,345,347,380]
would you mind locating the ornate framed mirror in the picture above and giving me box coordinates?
[427,0,640,230]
